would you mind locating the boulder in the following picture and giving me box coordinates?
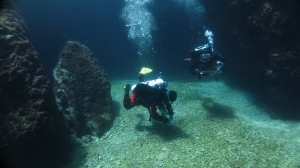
[53,41,113,138]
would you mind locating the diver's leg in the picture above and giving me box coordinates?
[123,84,135,110]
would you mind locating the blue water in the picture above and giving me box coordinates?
[17,0,128,77]
[9,0,300,167]
[16,0,207,80]
[15,0,300,117]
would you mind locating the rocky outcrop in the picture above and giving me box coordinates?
[0,3,71,168]
[54,41,113,138]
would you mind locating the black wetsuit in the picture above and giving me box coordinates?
[189,50,225,75]
[123,83,174,123]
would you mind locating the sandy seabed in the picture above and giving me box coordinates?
[64,79,300,168]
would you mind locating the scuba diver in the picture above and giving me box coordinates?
[187,30,225,81]
[123,67,177,125]
[189,44,225,80]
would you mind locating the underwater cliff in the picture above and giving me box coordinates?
[0,1,71,168]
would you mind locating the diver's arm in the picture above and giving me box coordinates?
[190,64,200,74]
[213,52,225,62]
[123,84,135,110]
[149,104,169,123]
[165,103,174,116]
[212,52,225,74]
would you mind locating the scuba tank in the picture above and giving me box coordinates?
[131,78,168,91]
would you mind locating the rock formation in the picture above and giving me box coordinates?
[53,41,113,138]
[0,1,71,168]
[200,0,300,118]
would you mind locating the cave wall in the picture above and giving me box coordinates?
[0,2,71,168]
[200,0,300,118]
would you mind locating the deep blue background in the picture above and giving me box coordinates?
[16,0,209,81]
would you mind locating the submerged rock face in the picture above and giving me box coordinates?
[200,0,300,118]
[0,4,70,168]
[54,41,113,137]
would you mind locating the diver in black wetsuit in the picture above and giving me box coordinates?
[123,69,177,124]
[189,44,225,81]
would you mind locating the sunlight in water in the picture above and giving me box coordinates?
[121,0,205,61]
[121,0,156,61]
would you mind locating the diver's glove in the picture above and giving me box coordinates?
[165,115,173,125]
[169,115,173,122]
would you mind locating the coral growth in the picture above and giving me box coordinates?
[269,52,300,81]
[248,3,289,36]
